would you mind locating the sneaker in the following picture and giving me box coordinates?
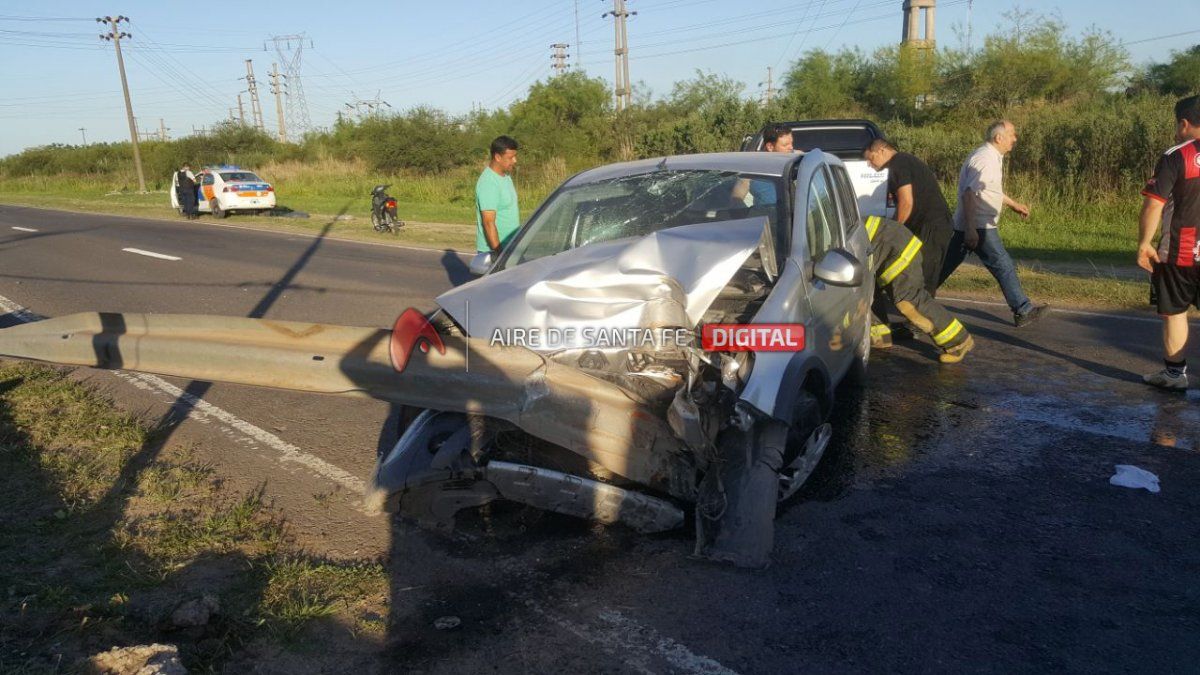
[1143,368,1188,391]
[939,335,975,364]
[1014,304,1048,328]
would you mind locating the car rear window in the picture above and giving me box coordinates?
[219,172,263,182]
[790,128,875,157]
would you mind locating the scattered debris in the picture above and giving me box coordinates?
[333,214,354,221]
[268,208,309,219]
[86,643,186,674]
[170,594,220,628]
[1110,465,1160,493]
[433,615,461,630]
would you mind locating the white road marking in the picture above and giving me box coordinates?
[11,226,38,232]
[0,292,368,503]
[122,247,181,261]
[941,296,1200,325]
[520,597,739,675]
[3,203,471,257]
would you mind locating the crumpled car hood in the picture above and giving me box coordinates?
[436,218,774,347]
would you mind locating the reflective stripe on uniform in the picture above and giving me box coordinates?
[870,323,892,338]
[879,236,923,285]
[865,216,882,241]
[933,318,964,346]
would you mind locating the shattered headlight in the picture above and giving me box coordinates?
[720,351,753,392]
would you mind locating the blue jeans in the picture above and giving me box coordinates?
[939,228,1033,316]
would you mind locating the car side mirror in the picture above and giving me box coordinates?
[469,251,493,276]
[812,248,864,287]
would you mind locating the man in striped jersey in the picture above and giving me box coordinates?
[1137,95,1200,391]
[866,215,974,364]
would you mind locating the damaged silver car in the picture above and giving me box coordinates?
[0,151,872,567]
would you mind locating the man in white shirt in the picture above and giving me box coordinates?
[939,121,1047,327]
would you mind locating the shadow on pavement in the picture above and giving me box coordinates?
[953,306,1140,383]
[440,249,474,287]
[0,204,352,670]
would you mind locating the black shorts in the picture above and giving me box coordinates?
[1152,262,1200,314]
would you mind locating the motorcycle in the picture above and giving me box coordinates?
[370,184,404,234]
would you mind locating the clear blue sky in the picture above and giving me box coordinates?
[0,0,1197,157]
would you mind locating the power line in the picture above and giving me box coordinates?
[1120,28,1200,46]
[126,22,240,106]
[638,0,972,61]
[0,28,97,37]
[298,7,600,82]
[0,14,93,22]
[122,49,228,114]
[487,59,548,108]
[824,0,865,48]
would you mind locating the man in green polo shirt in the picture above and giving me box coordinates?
[475,135,521,255]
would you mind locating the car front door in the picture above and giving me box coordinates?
[794,154,858,380]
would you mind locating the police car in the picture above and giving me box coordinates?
[170,165,276,218]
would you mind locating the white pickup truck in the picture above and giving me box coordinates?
[741,119,891,219]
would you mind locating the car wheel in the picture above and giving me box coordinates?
[778,390,829,502]
[210,200,227,219]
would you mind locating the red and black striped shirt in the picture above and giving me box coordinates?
[1143,139,1200,267]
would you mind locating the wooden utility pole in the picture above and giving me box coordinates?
[269,62,287,142]
[97,15,146,192]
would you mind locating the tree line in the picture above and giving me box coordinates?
[3,10,1197,197]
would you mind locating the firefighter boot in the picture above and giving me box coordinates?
[870,323,893,349]
[939,335,975,364]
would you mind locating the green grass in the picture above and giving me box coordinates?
[0,158,564,252]
[1,165,1142,261]
[0,362,387,672]
[941,264,1167,313]
[258,558,387,635]
[0,164,1156,312]
[972,175,1141,267]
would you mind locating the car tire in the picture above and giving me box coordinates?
[210,200,227,219]
[777,389,831,503]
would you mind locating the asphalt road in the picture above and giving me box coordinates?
[2,205,1198,674]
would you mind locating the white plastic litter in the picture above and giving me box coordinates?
[1109,465,1161,493]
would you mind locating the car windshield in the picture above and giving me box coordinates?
[219,172,263,183]
[500,169,787,269]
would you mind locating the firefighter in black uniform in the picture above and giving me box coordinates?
[865,215,975,363]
